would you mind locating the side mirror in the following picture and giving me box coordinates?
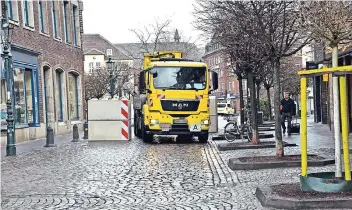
[211,71,219,90]
[139,71,146,91]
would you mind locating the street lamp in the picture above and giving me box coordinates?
[107,57,115,98]
[1,3,16,156]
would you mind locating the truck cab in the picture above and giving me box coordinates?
[217,102,235,115]
[133,51,218,143]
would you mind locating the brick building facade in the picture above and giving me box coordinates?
[202,41,247,113]
[312,43,352,132]
[1,0,85,145]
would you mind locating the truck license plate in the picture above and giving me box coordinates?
[173,119,187,124]
[190,124,201,132]
[160,124,170,131]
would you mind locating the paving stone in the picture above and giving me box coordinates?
[2,117,351,210]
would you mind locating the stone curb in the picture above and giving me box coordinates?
[258,127,276,131]
[217,141,297,151]
[255,185,352,209]
[212,133,274,141]
[228,155,335,170]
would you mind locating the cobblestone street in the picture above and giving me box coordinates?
[1,117,351,209]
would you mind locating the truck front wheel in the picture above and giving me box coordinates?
[198,132,209,143]
[141,124,153,143]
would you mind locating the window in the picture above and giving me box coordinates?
[8,1,13,20]
[63,1,69,43]
[152,67,206,90]
[89,62,94,74]
[68,73,79,120]
[52,1,58,38]
[243,80,247,91]
[95,62,101,70]
[13,67,39,126]
[22,0,34,28]
[107,49,113,56]
[7,1,19,22]
[56,71,63,121]
[228,82,231,91]
[38,1,45,33]
[72,5,78,46]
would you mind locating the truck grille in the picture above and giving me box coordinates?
[161,100,199,111]
[171,124,189,131]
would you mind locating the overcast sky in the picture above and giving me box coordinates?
[82,0,208,47]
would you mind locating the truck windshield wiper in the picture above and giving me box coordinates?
[186,88,199,91]
[156,87,177,90]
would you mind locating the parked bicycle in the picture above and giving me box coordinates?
[223,108,253,142]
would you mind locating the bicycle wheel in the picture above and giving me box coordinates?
[246,124,253,142]
[224,122,239,142]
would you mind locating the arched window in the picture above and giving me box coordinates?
[68,72,79,120]
[55,69,64,121]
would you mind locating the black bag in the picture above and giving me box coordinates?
[290,116,300,134]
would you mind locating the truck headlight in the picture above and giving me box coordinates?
[202,120,210,125]
[150,119,159,124]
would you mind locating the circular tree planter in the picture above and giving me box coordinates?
[300,171,352,193]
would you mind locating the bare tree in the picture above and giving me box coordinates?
[194,0,270,144]
[119,18,202,68]
[249,1,310,157]
[84,68,110,100]
[280,56,302,98]
[129,18,172,53]
[84,62,135,100]
[262,64,274,120]
[299,1,352,178]
[113,61,136,98]
[195,0,311,156]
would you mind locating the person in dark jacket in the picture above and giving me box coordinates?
[280,92,296,136]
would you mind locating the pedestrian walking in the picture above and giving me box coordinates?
[280,92,296,136]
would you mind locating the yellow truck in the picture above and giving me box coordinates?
[133,51,218,143]
[217,102,235,115]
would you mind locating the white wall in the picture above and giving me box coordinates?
[84,54,105,74]
[301,45,314,68]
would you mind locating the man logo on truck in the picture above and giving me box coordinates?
[172,102,189,109]
[178,103,183,110]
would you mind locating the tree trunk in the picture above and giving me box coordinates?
[256,81,261,111]
[247,70,259,144]
[331,45,342,178]
[272,58,284,157]
[238,77,245,126]
[266,87,272,120]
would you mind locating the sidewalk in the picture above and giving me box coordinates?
[217,115,352,150]
[0,132,83,158]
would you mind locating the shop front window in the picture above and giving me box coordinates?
[56,70,63,121]
[1,80,7,131]
[14,68,26,124]
[68,73,79,120]
[13,67,40,126]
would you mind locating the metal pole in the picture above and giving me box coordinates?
[339,76,351,180]
[300,76,307,177]
[109,71,113,98]
[2,2,16,156]
[332,46,342,178]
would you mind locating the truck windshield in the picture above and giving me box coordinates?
[217,104,226,108]
[152,66,206,90]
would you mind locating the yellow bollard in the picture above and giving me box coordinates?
[339,76,351,180]
[300,77,308,177]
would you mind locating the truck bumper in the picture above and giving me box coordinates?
[146,129,208,136]
[145,112,210,136]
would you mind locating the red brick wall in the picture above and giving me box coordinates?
[10,0,84,122]
[203,49,242,112]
